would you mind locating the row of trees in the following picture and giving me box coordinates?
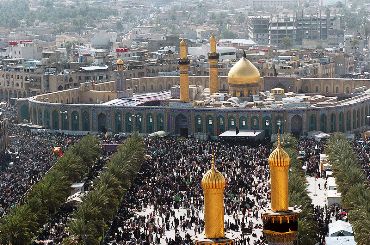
[325,134,370,245]
[0,135,101,244]
[280,134,320,244]
[64,133,145,244]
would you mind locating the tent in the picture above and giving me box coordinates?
[148,131,168,137]
[325,236,356,245]
[328,220,354,237]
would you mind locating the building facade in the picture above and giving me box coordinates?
[17,76,370,137]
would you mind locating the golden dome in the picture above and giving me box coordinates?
[116,59,124,65]
[268,135,290,167]
[228,52,261,85]
[201,155,226,190]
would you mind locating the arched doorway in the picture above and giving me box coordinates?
[44,109,50,129]
[52,110,59,130]
[291,115,303,135]
[175,114,188,137]
[217,116,225,135]
[206,115,214,135]
[320,114,327,133]
[115,112,122,132]
[330,113,336,132]
[339,112,344,132]
[71,111,79,131]
[195,115,203,133]
[263,116,271,136]
[125,113,133,133]
[82,111,90,131]
[239,116,248,130]
[20,104,29,122]
[346,111,351,131]
[146,114,154,133]
[98,113,107,133]
[251,116,260,130]
[228,116,236,130]
[309,114,317,131]
[157,114,164,131]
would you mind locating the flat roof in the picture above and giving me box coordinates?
[103,91,171,107]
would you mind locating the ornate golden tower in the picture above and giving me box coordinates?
[208,34,219,94]
[178,39,190,102]
[194,154,234,245]
[116,59,125,92]
[262,132,300,245]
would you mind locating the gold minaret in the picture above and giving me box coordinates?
[194,154,234,245]
[178,39,190,102]
[262,131,300,245]
[208,34,219,94]
[269,133,290,211]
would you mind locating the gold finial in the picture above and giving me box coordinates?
[180,39,187,59]
[210,34,217,53]
[277,124,281,148]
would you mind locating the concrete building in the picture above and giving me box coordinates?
[6,40,42,60]
[251,0,298,10]
[269,16,296,47]
[248,16,270,45]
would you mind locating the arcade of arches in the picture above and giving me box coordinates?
[19,103,370,136]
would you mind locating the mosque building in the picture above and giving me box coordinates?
[16,36,370,137]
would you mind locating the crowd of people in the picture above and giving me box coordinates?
[298,138,325,177]
[34,155,109,244]
[0,104,78,217]
[104,138,271,244]
[352,139,370,181]
[0,100,364,244]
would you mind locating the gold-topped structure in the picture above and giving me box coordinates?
[116,59,124,66]
[228,52,261,97]
[268,133,290,211]
[262,129,300,245]
[208,34,219,94]
[178,39,190,102]
[115,59,126,92]
[194,154,234,245]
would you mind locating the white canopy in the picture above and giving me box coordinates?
[328,220,354,237]
[325,236,356,245]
